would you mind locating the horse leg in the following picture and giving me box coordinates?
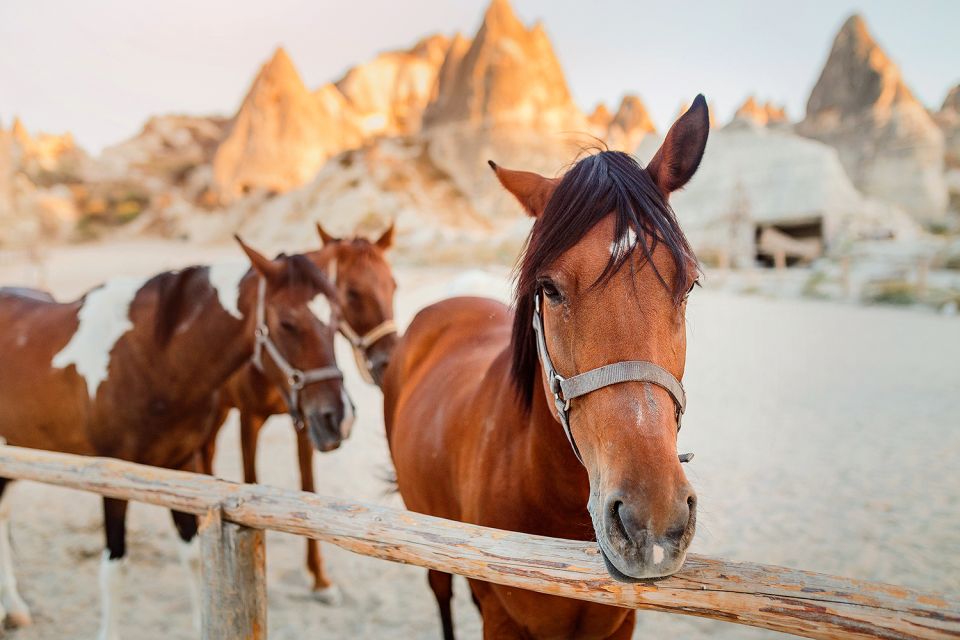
[171,508,201,633]
[200,405,228,477]
[98,497,128,640]
[607,611,636,639]
[172,451,203,632]
[427,570,455,640]
[0,479,30,627]
[239,412,264,484]
[297,428,340,604]
[471,585,525,640]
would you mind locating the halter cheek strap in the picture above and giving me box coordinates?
[251,278,344,428]
[532,291,693,466]
[339,319,397,385]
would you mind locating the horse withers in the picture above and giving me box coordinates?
[201,222,397,603]
[0,237,349,638]
[383,97,710,639]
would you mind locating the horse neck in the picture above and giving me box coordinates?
[163,269,259,398]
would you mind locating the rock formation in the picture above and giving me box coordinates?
[587,103,613,133]
[212,48,365,201]
[935,85,960,169]
[729,96,788,128]
[96,114,229,204]
[797,15,946,221]
[935,84,960,212]
[635,126,918,265]
[420,0,589,218]
[0,120,81,247]
[335,34,452,137]
[9,117,87,185]
[422,0,584,132]
[606,95,656,151]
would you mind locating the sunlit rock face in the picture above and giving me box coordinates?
[935,85,960,168]
[728,96,788,129]
[0,120,81,247]
[9,117,87,185]
[797,15,947,222]
[212,47,366,202]
[336,34,452,138]
[605,95,657,151]
[422,0,584,132]
[419,0,591,219]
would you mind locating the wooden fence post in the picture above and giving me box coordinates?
[198,508,266,640]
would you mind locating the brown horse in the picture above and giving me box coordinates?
[201,223,397,602]
[383,97,710,639]
[0,237,349,638]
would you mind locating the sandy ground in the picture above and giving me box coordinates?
[0,240,958,639]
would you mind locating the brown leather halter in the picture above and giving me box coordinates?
[251,278,346,428]
[532,290,693,466]
[339,319,397,385]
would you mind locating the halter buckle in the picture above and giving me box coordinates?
[288,370,306,390]
[255,325,268,339]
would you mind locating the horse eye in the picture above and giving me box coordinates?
[346,288,361,303]
[280,318,299,334]
[685,279,700,298]
[539,280,562,302]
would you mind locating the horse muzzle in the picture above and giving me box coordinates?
[303,389,355,452]
[590,488,696,581]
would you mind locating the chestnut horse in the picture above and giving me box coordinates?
[201,223,397,602]
[383,98,709,639]
[0,237,350,639]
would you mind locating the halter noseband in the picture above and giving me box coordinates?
[532,291,693,466]
[251,278,344,428]
[339,318,397,384]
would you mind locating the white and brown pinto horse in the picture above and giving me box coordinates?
[384,98,709,639]
[0,237,349,638]
[201,223,397,602]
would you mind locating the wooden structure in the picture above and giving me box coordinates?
[0,444,956,639]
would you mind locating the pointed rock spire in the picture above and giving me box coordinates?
[798,14,946,220]
[213,47,364,201]
[423,0,584,131]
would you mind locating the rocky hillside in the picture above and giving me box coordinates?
[3,2,958,261]
[797,15,947,221]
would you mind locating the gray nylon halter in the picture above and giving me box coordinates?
[251,278,343,428]
[532,291,693,466]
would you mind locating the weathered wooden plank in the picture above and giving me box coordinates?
[198,509,266,640]
[0,445,957,640]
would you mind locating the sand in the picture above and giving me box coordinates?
[0,240,957,639]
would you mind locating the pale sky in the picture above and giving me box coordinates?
[2,0,958,152]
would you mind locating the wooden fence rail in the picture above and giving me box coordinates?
[0,445,957,640]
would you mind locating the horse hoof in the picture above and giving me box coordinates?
[312,583,342,606]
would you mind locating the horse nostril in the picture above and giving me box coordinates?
[608,499,631,543]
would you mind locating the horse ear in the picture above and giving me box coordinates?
[316,223,338,246]
[488,160,558,218]
[375,222,395,250]
[234,235,283,282]
[646,94,710,197]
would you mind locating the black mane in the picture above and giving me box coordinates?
[510,150,696,409]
